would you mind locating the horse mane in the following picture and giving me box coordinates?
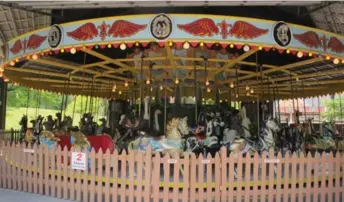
[166,118,179,135]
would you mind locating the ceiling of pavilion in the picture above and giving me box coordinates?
[1,1,344,101]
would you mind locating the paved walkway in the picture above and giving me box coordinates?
[0,189,73,202]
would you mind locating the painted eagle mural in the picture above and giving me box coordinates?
[67,23,99,41]
[107,20,147,38]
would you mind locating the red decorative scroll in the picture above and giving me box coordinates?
[177,18,219,37]
[108,20,147,38]
[293,31,322,49]
[26,34,47,49]
[229,21,268,39]
[67,23,98,41]
[10,40,22,54]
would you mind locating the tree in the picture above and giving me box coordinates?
[322,95,344,121]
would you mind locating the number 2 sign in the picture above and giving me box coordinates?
[71,152,87,170]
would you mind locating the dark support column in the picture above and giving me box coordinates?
[0,78,7,129]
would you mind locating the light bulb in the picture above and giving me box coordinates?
[205,80,210,86]
[333,58,339,64]
[250,89,254,94]
[175,78,179,84]
[235,94,238,98]
[168,41,173,47]
[230,44,234,48]
[286,49,290,54]
[200,41,204,47]
[220,100,223,103]
[230,82,234,88]
[9,61,15,66]
[160,85,163,90]
[297,51,303,58]
[243,44,250,52]
[119,90,122,95]
[326,56,330,60]
[4,77,9,82]
[246,92,250,96]
[258,45,263,50]
[296,77,299,82]
[70,47,76,54]
[152,97,155,101]
[107,44,112,48]
[245,85,249,91]
[32,54,38,60]
[120,43,126,50]
[60,48,65,53]
[207,88,211,93]
[253,101,255,103]
[308,52,313,57]
[342,59,344,64]
[266,100,269,103]
[146,79,150,85]
[150,87,153,92]
[135,42,139,46]
[124,81,128,87]
[183,42,190,49]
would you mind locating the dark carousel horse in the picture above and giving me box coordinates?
[43,115,54,131]
[19,115,28,141]
[81,113,97,135]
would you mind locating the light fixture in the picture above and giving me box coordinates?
[230,82,234,88]
[168,41,173,47]
[160,85,163,90]
[207,88,211,93]
[200,41,204,47]
[230,44,234,48]
[150,87,153,92]
[146,79,150,85]
[32,54,38,60]
[70,47,76,54]
[253,101,255,103]
[326,55,330,60]
[286,49,290,54]
[266,100,269,103]
[175,78,179,84]
[120,43,126,50]
[246,92,250,96]
[183,42,190,49]
[342,59,344,64]
[235,94,238,98]
[245,85,250,91]
[152,97,155,101]
[119,90,122,95]
[308,52,313,57]
[243,44,250,52]
[124,81,128,87]
[220,100,223,103]
[205,80,210,86]
[60,48,65,53]
[258,45,263,50]
[107,44,112,48]
[297,51,303,58]
[15,58,19,62]
[250,89,254,94]
[333,58,339,64]
[135,42,139,46]
[9,61,15,66]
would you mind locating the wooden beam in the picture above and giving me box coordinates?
[238,57,323,81]
[215,49,257,74]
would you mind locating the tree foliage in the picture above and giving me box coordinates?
[322,95,344,121]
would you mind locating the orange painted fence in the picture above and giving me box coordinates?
[0,141,343,202]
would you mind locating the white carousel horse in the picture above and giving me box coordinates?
[153,109,162,132]
[240,107,252,138]
[128,117,189,155]
[143,96,150,120]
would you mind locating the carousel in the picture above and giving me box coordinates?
[2,13,344,156]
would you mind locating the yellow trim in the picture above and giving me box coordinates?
[8,13,344,43]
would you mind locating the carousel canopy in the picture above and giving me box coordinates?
[1,13,344,101]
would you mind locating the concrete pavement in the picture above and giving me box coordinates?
[0,189,73,202]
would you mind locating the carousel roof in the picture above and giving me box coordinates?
[1,12,344,101]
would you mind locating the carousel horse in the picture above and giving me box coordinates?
[24,128,34,143]
[32,115,44,137]
[259,117,281,153]
[96,118,111,135]
[81,113,97,135]
[19,115,28,140]
[43,115,54,131]
[304,118,336,152]
[39,131,60,149]
[128,117,189,155]
[53,112,63,131]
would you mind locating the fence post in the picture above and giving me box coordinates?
[220,147,227,201]
[128,149,135,202]
[111,149,119,202]
[182,153,190,202]
[144,146,152,202]
[38,144,44,195]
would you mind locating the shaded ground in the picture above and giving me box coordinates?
[0,188,73,202]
